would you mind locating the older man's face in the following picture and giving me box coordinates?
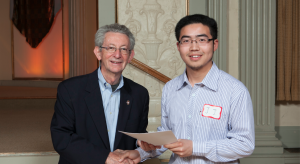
[94,32,134,77]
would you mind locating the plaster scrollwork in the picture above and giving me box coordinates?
[139,0,164,69]
[118,0,186,140]
[123,64,138,81]
[168,56,183,77]
[145,74,162,97]
[124,0,141,39]
[123,0,147,62]
[118,0,186,93]
[157,0,185,79]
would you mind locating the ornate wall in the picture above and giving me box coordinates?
[117,0,187,132]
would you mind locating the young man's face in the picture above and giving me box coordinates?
[94,32,134,76]
[177,23,218,72]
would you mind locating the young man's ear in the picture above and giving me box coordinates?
[176,42,180,51]
[94,46,101,61]
[213,39,219,52]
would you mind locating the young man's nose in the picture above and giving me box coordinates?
[190,42,200,51]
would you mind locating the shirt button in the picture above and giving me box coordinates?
[188,115,191,118]
[192,93,195,97]
[187,136,190,139]
[107,129,109,132]
[110,112,112,114]
[111,95,113,97]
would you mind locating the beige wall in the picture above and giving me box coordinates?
[0,0,12,80]
[227,0,239,79]
[275,103,300,126]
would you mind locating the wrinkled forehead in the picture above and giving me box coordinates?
[103,32,130,47]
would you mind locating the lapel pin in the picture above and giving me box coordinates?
[126,100,130,105]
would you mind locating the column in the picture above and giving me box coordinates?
[208,0,228,72]
[240,0,283,154]
[69,0,87,77]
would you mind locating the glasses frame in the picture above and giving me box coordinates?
[178,37,214,46]
[100,46,131,55]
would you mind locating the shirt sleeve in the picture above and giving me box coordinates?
[192,89,255,162]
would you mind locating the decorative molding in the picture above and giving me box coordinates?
[69,0,87,77]
[208,0,228,72]
[116,0,187,134]
[117,0,187,83]
[275,126,300,148]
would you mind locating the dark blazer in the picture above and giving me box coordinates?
[50,69,149,164]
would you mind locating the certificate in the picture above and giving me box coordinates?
[119,130,177,146]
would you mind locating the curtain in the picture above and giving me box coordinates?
[12,0,55,48]
[277,0,300,101]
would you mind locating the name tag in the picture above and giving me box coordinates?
[202,104,222,120]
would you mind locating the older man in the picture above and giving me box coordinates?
[51,23,149,164]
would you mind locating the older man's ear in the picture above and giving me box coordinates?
[94,46,102,61]
[127,50,135,64]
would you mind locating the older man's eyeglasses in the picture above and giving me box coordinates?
[100,46,130,55]
[179,36,214,46]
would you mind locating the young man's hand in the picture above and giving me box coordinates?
[137,140,161,151]
[164,139,193,157]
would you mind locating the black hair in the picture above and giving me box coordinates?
[175,14,218,41]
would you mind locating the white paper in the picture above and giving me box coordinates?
[119,130,177,146]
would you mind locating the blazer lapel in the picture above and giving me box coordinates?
[114,79,132,150]
[84,69,110,150]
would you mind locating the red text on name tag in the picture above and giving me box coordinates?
[202,104,222,120]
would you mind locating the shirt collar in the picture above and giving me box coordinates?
[176,62,220,91]
[97,67,124,91]
[176,69,189,90]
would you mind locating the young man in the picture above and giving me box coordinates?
[50,23,149,164]
[119,14,255,164]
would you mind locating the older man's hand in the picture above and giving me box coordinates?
[114,149,141,164]
[105,152,134,164]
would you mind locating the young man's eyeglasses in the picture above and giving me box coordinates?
[179,36,214,46]
[100,46,131,55]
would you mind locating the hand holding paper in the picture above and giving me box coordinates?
[164,139,193,157]
[138,140,161,151]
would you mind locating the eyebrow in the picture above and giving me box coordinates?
[108,43,128,48]
[180,34,209,40]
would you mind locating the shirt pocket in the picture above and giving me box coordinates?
[208,112,228,140]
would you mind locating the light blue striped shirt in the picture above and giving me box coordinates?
[137,62,255,163]
[98,67,124,152]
